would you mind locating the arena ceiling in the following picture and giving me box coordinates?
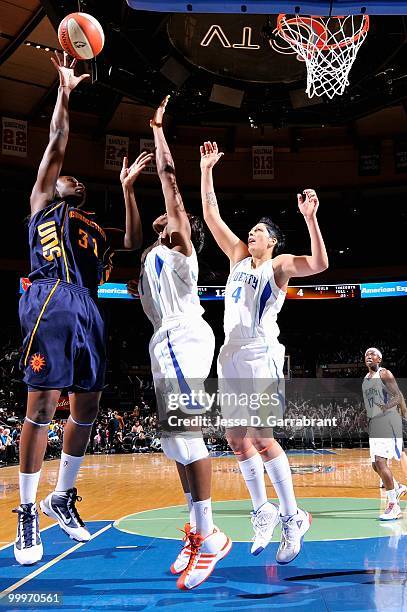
[0,0,407,132]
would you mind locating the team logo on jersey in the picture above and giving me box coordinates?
[38,220,62,261]
[29,353,46,373]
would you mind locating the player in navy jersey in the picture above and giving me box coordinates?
[13,51,153,566]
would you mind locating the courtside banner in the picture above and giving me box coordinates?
[2,116,27,157]
[360,281,407,299]
[20,280,407,300]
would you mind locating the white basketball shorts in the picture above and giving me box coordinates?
[149,316,215,422]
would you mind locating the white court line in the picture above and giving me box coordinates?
[0,524,112,600]
[122,515,247,521]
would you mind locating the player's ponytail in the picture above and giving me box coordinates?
[187,214,205,254]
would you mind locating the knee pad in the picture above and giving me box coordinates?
[25,416,51,427]
[69,415,95,427]
[161,436,209,466]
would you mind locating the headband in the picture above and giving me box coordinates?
[365,347,382,359]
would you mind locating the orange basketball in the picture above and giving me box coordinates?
[58,12,104,60]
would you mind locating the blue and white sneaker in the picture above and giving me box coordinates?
[13,503,43,565]
[250,502,280,555]
[276,508,312,564]
[40,488,90,542]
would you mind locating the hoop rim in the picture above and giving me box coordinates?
[276,13,370,51]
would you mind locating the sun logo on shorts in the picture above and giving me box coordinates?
[29,353,46,373]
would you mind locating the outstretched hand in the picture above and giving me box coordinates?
[120,152,155,189]
[200,141,224,170]
[150,95,170,128]
[297,189,319,219]
[51,51,90,91]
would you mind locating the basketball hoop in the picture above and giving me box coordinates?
[276,13,370,99]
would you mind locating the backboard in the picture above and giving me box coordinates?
[126,1,407,15]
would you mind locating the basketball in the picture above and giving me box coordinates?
[58,12,104,60]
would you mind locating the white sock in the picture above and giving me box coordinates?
[55,452,84,493]
[387,489,397,503]
[393,478,399,489]
[185,492,196,528]
[264,453,297,517]
[238,454,268,512]
[19,471,41,505]
[194,498,214,537]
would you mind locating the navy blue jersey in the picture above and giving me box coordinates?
[28,201,113,292]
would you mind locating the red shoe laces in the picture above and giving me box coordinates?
[184,532,204,574]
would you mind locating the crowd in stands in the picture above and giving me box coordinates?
[90,405,161,454]
[0,319,405,466]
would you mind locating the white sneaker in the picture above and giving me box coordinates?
[250,502,280,555]
[396,484,407,502]
[40,488,90,541]
[170,523,194,574]
[379,502,402,521]
[176,527,232,590]
[13,503,43,566]
[276,508,312,564]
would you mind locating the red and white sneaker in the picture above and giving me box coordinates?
[379,502,402,521]
[176,527,232,590]
[170,523,194,575]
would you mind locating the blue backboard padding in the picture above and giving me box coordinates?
[127,1,407,15]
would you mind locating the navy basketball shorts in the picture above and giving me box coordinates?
[19,279,106,393]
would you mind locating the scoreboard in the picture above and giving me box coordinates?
[286,284,359,300]
[197,284,360,300]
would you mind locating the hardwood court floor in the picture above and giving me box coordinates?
[1,448,403,545]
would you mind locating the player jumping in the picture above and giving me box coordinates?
[200,141,328,563]
[13,52,153,566]
[127,98,231,590]
[363,347,407,520]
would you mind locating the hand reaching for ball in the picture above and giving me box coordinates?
[150,95,170,128]
[51,51,90,91]
[297,189,319,219]
[120,152,155,189]
[200,141,224,171]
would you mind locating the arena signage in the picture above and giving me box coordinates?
[167,14,304,83]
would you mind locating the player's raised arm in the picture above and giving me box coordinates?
[200,141,248,266]
[118,152,154,250]
[30,52,89,217]
[274,189,328,285]
[150,96,191,255]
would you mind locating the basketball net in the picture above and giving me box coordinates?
[276,14,370,99]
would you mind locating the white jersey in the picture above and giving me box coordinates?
[223,257,286,342]
[139,242,204,331]
[362,368,395,419]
